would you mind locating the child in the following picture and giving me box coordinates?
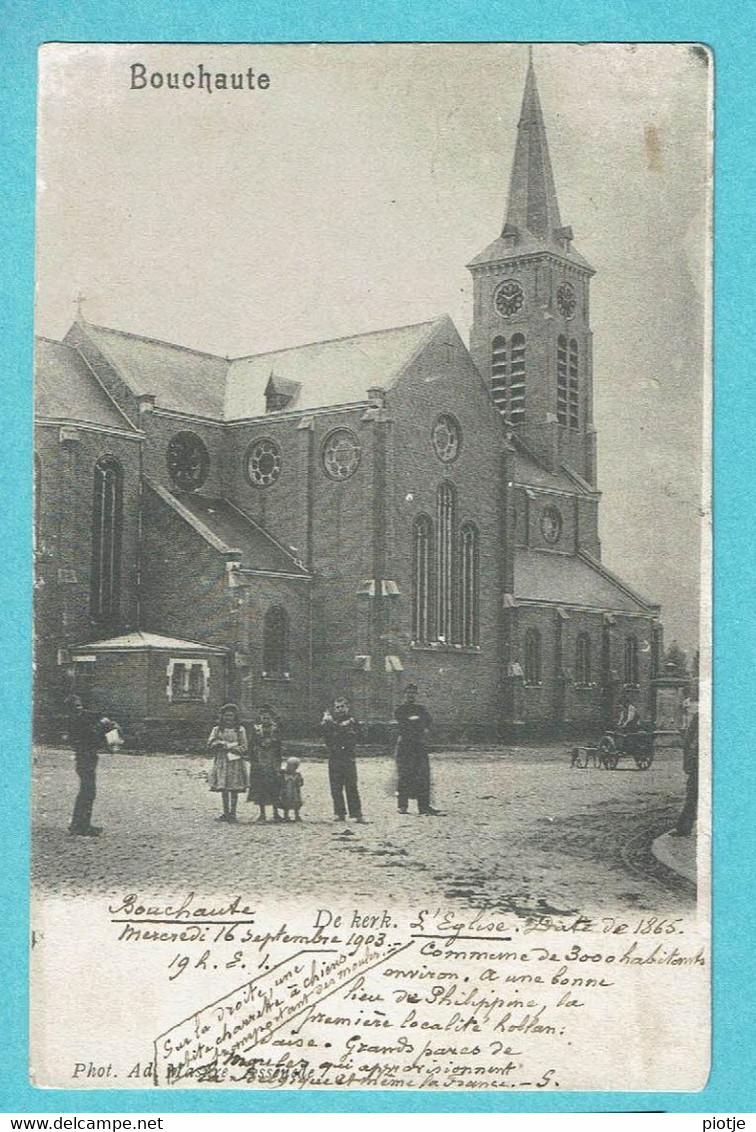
[320,697,365,823]
[247,704,283,822]
[279,756,304,822]
[206,703,248,823]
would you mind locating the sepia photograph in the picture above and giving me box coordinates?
[30,42,711,1092]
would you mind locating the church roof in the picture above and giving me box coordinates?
[71,631,226,653]
[168,491,309,575]
[35,337,138,433]
[65,316,445,421]
[146,481,309,576]
[225,318,442,419]
[513,447,591,495]
[514,548,655,613]
[78,322,228,418]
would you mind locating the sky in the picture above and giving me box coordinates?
[35,42,711,654]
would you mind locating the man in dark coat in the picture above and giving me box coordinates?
[394,683,439,816]
[65,695,114,836]
[320,697,365,823]
[674,710,699,837]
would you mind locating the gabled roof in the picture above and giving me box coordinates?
[513,447,591,495]
[71,631,226,653]
[147,481,309,576]
[514,548,655,613]
[225,318,443,420]
[35,337,139,433]
[78,321,228,418]
[66,316,447,422]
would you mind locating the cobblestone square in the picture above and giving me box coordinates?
[32,744,695,917]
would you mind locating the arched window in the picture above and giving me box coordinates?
[624,635,639,686]
[459,522,479,647]
[90,456,123,626]
[491,336,508,415]
[576,633,591,686]
[509,334,526,424]
[569,338,579,429]
[436,482,456,643]
[557,334,568,426]
[412,515,433,644]
[33,453,42,553]
[263,605,289,676]
[524,628,542,686]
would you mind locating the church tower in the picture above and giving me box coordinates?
[468,54,597,484]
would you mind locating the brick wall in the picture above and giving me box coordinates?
[33,424,141,727]
[386,322,508,735]
[140,483,313,731]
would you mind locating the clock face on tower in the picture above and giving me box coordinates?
[166,431,210,491]
[557,282,577,319]
[493,279,524,318]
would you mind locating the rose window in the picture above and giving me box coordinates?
[322,429,361,480]
[246,438,282,487]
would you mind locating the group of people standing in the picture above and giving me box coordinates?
[204,684,440,826]
[64,683,438,836]
[206,702,304,824]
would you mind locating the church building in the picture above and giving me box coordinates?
[33,59,662,742]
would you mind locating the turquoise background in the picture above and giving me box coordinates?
[1,0,752,1113]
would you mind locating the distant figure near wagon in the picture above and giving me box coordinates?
[394,683,440,816]
[673,709,699,838]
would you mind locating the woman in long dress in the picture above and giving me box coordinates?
[206,703,249,823]
[247,704,283,822]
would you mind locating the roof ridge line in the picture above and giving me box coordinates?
[577,550,658,610]
[224,498,310,575]
[64,332,142,433]
[229,316,445,363]
[145,479,241,556]
[85,320,229,362]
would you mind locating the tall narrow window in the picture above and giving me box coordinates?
[576,633,591,686]
[90,456,123,626]
[263,605,289,676]
[436,482,456,643]
[524,628,542,686]
[491,336,508,416]
[624,635,639,686]
[557,335,568,426]
[459,522,479,647]
[412,515,433,644]
[509,334,526,424]
[569,338,579,429]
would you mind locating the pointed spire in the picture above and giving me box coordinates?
[504,51,563,243]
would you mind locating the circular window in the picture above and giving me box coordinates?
[494,279,524,318]
[557,282,577,319]
[246,437,282,488]
[166,431,209,491]
[540,505,563,545]
[322,429,361,480]
[432,414,461,463]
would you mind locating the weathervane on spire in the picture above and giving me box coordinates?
[75,291,86,320]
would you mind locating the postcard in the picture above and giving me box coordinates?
[31,41,711,1091]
